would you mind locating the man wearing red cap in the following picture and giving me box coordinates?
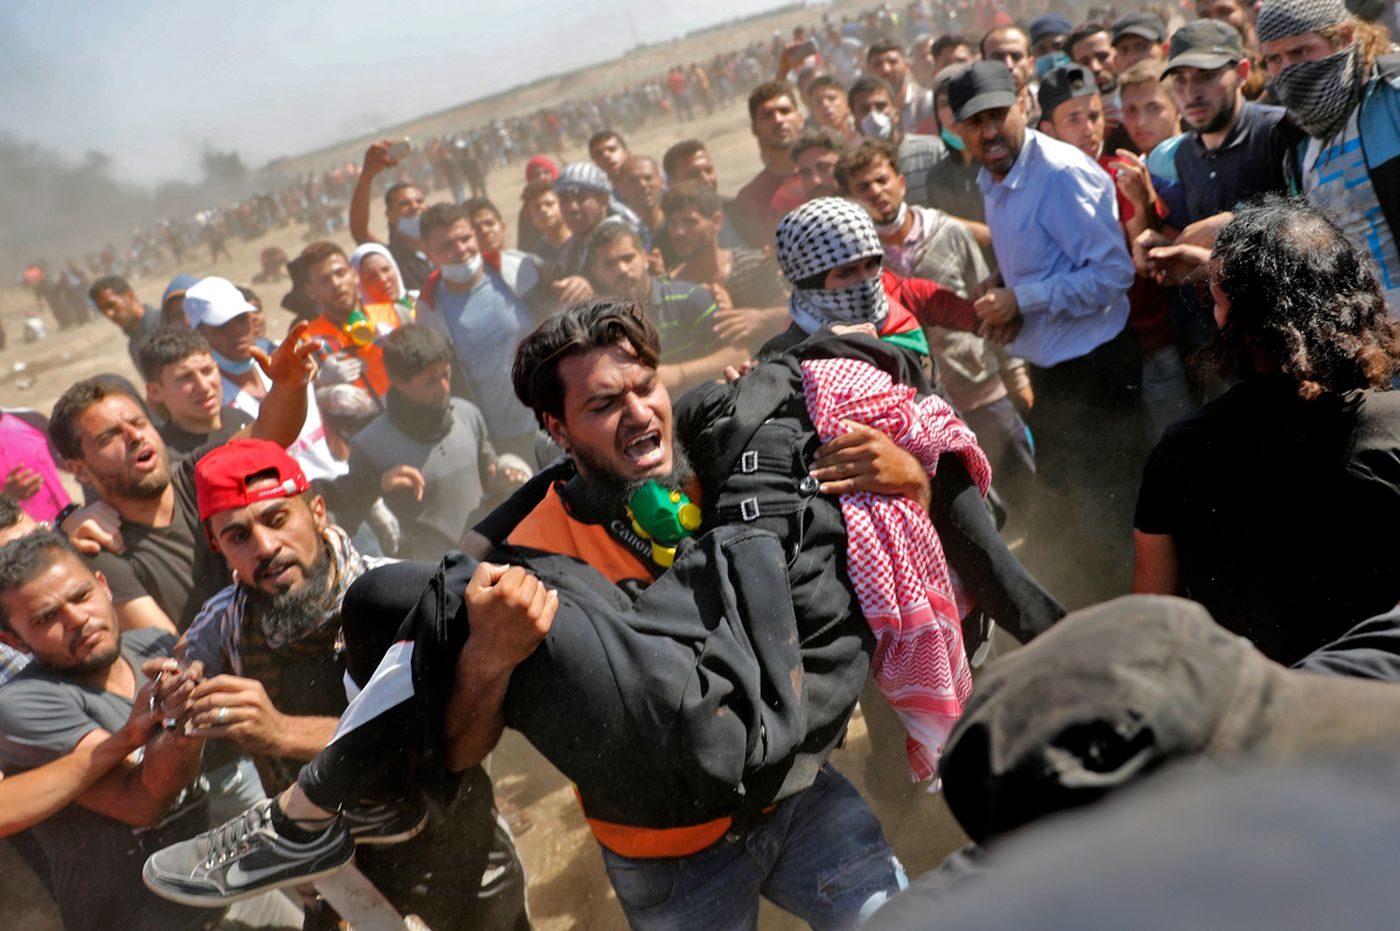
[174,437,528,929]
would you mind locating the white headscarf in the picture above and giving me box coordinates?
[349,243,407,305]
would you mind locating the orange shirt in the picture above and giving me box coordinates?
[303,302,400,398]
[507,482,748,858]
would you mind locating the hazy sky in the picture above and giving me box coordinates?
[0,0,797,186]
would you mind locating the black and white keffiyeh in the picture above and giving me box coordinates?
[1268,44,1361,142]
[775,197,889,333]
[1257,0,1360,142]
[1257,0,1347,44]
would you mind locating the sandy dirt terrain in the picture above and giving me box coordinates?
[0,3,981,927]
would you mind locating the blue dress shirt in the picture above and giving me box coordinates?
[978,129,1134,368]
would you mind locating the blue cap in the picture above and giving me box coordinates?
[162,274,199,308]
[1029,14,1073,47]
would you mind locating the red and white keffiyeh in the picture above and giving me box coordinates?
[801,357,992,782]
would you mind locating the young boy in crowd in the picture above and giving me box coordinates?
[330,325,529,560]
[139,326,252,460]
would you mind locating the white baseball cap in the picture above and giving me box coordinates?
[183,277,255,329]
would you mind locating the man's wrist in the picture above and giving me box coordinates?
[458,640,522,683]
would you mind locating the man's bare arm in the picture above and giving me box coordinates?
[444,563,557,771]
[659,344,753,394]
[349,140,396,246]
[0,695,157,837]
[248,319,318,449]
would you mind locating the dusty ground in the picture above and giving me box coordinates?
[0,2,980,927]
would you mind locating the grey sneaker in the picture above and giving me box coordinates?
[143,799,354,906]
[343,793,429,846]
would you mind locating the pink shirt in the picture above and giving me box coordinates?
[0,412,71,523]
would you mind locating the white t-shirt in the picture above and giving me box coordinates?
[222,369,347,481]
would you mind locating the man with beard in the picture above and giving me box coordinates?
[1257,0,1400,314]
[49,322,319,630]
[349,141,434,291]
[147,298,956,927]
[731,81,808,247]
[1133,21,1285,354]
[949,60,1140,607]
[662,182,790,354]
[333,325,529,561]
[586,221,744,393]
[177,439,528,930]
[0,532,302,931]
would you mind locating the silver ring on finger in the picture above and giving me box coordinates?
[217,706,229,726]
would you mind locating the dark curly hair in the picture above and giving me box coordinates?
[1210,196,1400,400]
[512,299,660,428]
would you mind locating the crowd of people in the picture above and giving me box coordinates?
[4,0,1400,927]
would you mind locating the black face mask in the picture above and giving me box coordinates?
[385,387,452,444]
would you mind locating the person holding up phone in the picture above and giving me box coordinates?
[348,138,434,291]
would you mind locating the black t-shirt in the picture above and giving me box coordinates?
[158,407,252,460]
[86,550,150,606]
[0,629,215,931]
[1135,376,1400,664]
[91,439,231,631]
[388,232,434,291]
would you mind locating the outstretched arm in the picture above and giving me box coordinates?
[248,320,318,449]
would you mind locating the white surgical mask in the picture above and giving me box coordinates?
[860,109,895,141]
[440,254,483,284]
[396,214,422,240]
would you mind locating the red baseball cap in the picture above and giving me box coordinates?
[195,439,309,523]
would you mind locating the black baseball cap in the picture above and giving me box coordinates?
[948,60,1019,122]
[1162,20,1244,76]
[1112,11,1167,44]
[1037,64,1099,121]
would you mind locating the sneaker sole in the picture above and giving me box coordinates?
[352,811,429,846]
[142,857,353,908]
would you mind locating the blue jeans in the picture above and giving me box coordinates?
[600,766,906,930]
